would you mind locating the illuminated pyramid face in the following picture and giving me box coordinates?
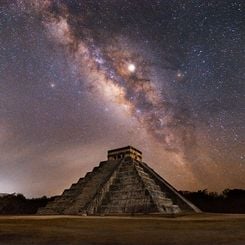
[38,146,200,215]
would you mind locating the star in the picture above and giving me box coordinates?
[177,71,184,78]
[50,83,56,88]
[128,63,136,73]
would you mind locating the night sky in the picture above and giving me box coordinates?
[0,0,244,197]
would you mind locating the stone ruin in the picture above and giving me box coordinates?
[38,146,200,215]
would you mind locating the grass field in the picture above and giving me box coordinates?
[0,214,245,245]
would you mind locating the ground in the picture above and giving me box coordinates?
[0,214,245,245]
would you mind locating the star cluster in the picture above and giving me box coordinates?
[0,0,244,197]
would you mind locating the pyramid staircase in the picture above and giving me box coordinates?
[38,146,201,215]
[98,158,180,214]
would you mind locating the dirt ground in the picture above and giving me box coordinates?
[0,213,245,245]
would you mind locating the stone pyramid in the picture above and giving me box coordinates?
[38,146,200,215]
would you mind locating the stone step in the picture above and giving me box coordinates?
[100,201,157,213]
[118,174,140,180]
[145,184,161,192]
[134,165,144,172]
[137,170,150,178]
[111,179,142,186]
[119,165,135,171]
[106,197,153,205]
[117,171,136,177]
[109,184,144,192]
[101,191,148,204]
[109,190,148,195]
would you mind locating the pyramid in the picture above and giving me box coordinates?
[38,146,201,215]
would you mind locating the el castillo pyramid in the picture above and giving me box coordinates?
[38,146,200,215]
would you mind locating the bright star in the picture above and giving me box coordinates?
[50,83,56,88]
[128,63,136,73]
[177,72,182,78]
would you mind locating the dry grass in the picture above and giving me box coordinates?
[0,214,245,245]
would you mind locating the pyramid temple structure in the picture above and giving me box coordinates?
[38,146,201,215]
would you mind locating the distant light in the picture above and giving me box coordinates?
[128,64,136,73]
[50,83,56,88]
[177,72,182,78]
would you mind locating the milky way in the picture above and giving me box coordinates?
[0,0,244,197]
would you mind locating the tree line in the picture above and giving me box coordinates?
[0,194,55,215]
[0,189,244,214]
[180,189,245,213]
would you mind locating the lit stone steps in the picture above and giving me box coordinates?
[100,200,156,214]
[131,160,181,213]
[112,179,141,185]
[38,161,118,214]
[63,161,120,214]
[108,192,148,201]
[98,161,157,214]
[109,190,147,195]
[61,164,105,198]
